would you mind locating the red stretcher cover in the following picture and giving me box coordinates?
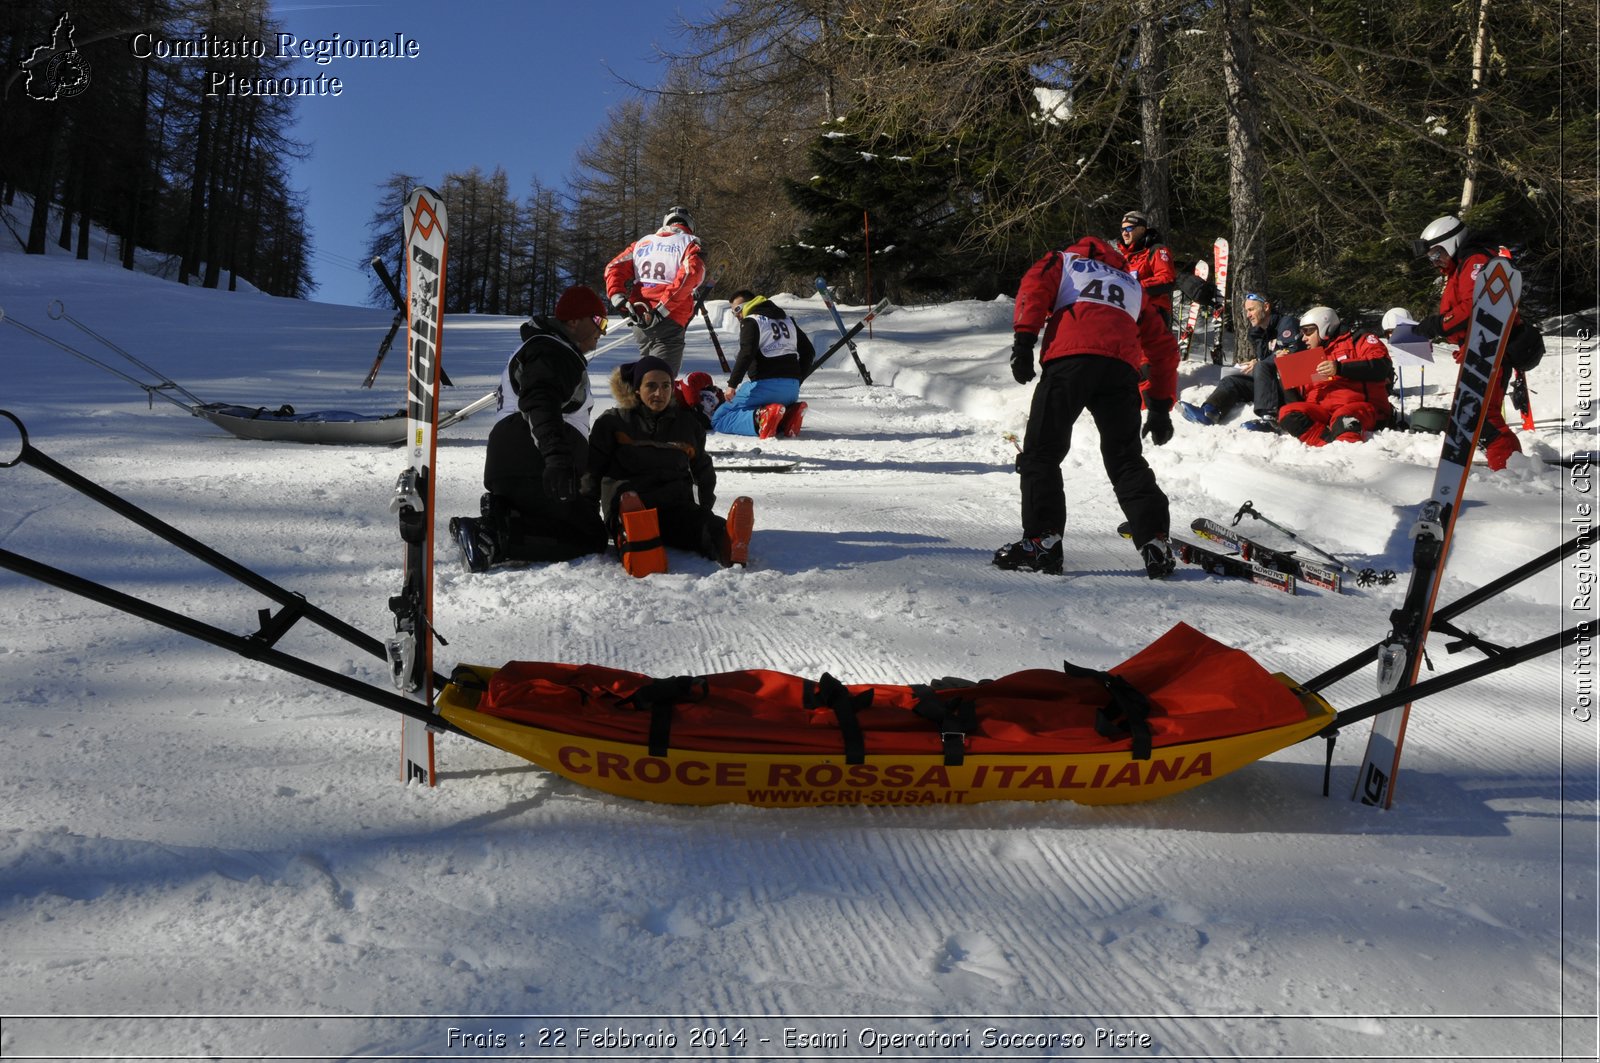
[475,623,1308,757]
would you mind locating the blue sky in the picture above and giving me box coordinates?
[275,1,716,306]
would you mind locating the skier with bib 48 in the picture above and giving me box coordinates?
[1272,307,1393,445]
[604,207,706,376]
[451,285,612,572]
[994,234,1177,580]
[1412,215,1523,469]
[710,290,814,438]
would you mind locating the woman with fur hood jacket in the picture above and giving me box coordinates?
[587,355,753,567]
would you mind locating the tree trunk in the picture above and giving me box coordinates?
[1135,0,1170,229]
[1219,0,1265,327]
[1458,0,1490,213]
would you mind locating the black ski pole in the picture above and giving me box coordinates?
[694,288,731,374]
[367,257,450,387]
[803,299,893,382]
[814,277,875,385]
[1232,499,1358,574]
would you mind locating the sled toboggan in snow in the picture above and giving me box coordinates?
[0,409,1586,810]
[431,628,1333,807]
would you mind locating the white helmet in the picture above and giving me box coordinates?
[1301,306,1340,344]
[1419,215,1465,260]
[1381,306,1417,333]
[662,206,694,232]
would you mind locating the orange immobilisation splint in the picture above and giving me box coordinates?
[618,504,666,577]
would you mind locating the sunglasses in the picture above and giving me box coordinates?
[1244,292,1266,304]
[1120,225,1139,232]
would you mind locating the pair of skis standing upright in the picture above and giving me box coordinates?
[385,191,1525,810]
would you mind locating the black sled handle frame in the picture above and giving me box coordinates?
[0,410,456,706]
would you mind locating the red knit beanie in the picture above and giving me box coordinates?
[553,284,606,321]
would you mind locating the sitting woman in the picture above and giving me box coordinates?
[587,355,754,569]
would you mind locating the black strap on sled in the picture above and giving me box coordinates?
[621,675,707,757]
[911,685,979,765]
[1063,660,1153,761]
[805,673,874,764]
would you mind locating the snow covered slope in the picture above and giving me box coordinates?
[0,237,1595,1060]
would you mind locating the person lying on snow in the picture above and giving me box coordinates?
[995,233,1177,581]
[707,290,814,439]
[1269,306,1393,446]
[450,284,610,573]
[588,355,754,571]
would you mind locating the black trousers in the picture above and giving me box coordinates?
[483,417,606,561]
[1206,357,1294,418]
[1017,356,1170,547]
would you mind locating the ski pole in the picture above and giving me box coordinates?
[1,308,201,412]
[368,257,451,387]
[814,277,875,385]
[1231,499,1359,574]
[46,300,211,407]
[693,287,731,374]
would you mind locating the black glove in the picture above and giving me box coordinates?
[1142,401,1173,447]
[1414,313,1444,340]
[1011,333,1038,384]
[651,305,671,327]
[542,457,574,502]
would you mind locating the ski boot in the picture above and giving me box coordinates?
[1180,401,1219,426]
[448,516,494,574]
[1140,536,1176,580]
[755,403,786,439]
[777,401,808,438]
[992,535,1063,574]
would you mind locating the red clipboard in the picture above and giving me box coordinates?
[1274,348,1324,391]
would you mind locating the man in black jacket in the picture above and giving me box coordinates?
[1180,292,1304,427]
[450,285,610,571]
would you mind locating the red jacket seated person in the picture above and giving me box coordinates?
[1274,306,1393,446]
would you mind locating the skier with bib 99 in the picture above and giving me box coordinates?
[603,207,706,376]
[994,234,1176,580]
[1411,215,1522,469]
[710,290,815,439]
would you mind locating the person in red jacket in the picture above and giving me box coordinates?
[603,206,706,376]
[1413,214,1523,469]
[1118,210,1182,408]
[994,234,1176,580]
[1118,210,1178,320]
[1274,306,1393,445]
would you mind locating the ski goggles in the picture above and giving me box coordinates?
[593,314,609,335]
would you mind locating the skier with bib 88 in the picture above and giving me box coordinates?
[994,234,1177,579]
[1412,215,1523,470]
[603,207,706,376]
